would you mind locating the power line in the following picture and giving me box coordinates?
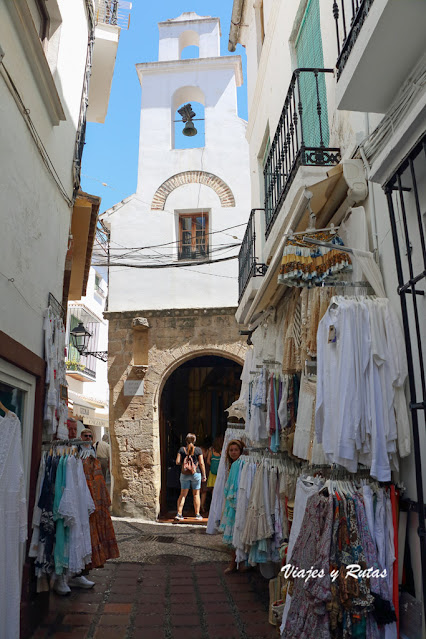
[92,254,239,269]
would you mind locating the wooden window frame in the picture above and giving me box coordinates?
[178,212,209,261]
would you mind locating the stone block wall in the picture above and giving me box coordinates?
[106,306,246,519]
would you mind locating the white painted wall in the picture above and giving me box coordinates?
[158,13,220,61]
[0,0,90,357]
[104,14,250,312]
[0,0,119,358]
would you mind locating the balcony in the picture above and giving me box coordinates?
[66,359,96,382]
[238,209,268,302]
[87,1,132,124]
[334,0,426,113]
[94,0,132,29]
[264,69,340,239]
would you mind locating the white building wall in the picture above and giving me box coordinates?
[104,14,251,313]
[0,0,90,357]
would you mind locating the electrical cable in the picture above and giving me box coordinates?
[91,254,239,269]
[0,62,73,207]
[0,270,44,318]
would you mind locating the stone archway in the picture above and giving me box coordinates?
[151,171,235,210]
[156,351,244,514]
[108,308,246,520]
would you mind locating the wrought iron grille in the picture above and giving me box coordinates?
[384,135,426,617]
[263,68,340,238]
[48,292,66,323]
[94,0,132,29]
[333,0,375,79]
[238,209,267,302]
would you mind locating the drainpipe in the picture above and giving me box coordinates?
[229,0,245,52]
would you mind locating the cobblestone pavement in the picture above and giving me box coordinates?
[30,520,277,639]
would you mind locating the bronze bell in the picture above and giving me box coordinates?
[182,120,197,137]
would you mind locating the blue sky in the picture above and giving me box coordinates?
[81,1,248,214]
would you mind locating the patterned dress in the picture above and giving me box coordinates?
[282,493,333,639]
[82,457,119,567]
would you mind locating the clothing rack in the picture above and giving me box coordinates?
[302,235,353,255]
[316,280,370,288]
[41,438,90,449]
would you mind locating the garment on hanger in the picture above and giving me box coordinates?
[83,456,119,567]
[293,374,326,465]
[0,412,27,639]
[278,230,351,287]
[315,297,410,479]
[280,480,397,639]
[30,443,119,586]
[43,306,68,438]
[58,455,95,574]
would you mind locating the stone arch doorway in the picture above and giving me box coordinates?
[159,354,242,514]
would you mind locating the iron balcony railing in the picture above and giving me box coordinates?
[94,0,132,30]
[333,0,375,79]
[263,68,340,238]
[238,209,268,302]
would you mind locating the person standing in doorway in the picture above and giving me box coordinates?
[95,433,111,481]
[206,435,223,490]
[175,433,206,521]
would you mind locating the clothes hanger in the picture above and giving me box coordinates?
[0,400,10,415]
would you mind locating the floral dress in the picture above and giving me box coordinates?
[282,492,333,639]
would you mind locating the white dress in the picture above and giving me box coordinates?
[0,412,27,639]
[58,456,95,574]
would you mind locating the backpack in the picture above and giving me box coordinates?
[182,449,197,475]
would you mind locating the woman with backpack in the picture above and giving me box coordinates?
[175,433,207,521]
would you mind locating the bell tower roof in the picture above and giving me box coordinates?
[158,13,221,61]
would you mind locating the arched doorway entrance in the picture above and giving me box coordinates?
[159,354,242,514]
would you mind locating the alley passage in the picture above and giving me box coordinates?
[30,521,276,639]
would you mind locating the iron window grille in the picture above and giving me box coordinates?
[263,68,340,239]
[238,209,268,302]
[333,0,375,79]
[384,134,426,618]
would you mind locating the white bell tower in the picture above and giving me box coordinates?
[102,12,250,312]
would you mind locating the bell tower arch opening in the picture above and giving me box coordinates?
[159,354,242,514]
[172,86,205,149]
[179,29,200,59]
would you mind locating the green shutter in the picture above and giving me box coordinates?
[295,0,329,148]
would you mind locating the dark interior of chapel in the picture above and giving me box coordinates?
[160,355,242,513]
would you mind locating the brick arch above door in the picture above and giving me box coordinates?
[151,171,235,210]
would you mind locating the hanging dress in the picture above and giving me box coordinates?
[83,456,119,567]
[0,412,27,639]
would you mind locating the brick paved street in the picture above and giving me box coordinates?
[30,522,277,639]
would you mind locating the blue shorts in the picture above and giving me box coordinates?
[180,472,201,490]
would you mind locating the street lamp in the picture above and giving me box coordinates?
[70,322,108,362]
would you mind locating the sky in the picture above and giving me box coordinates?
[81,1,248,214]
